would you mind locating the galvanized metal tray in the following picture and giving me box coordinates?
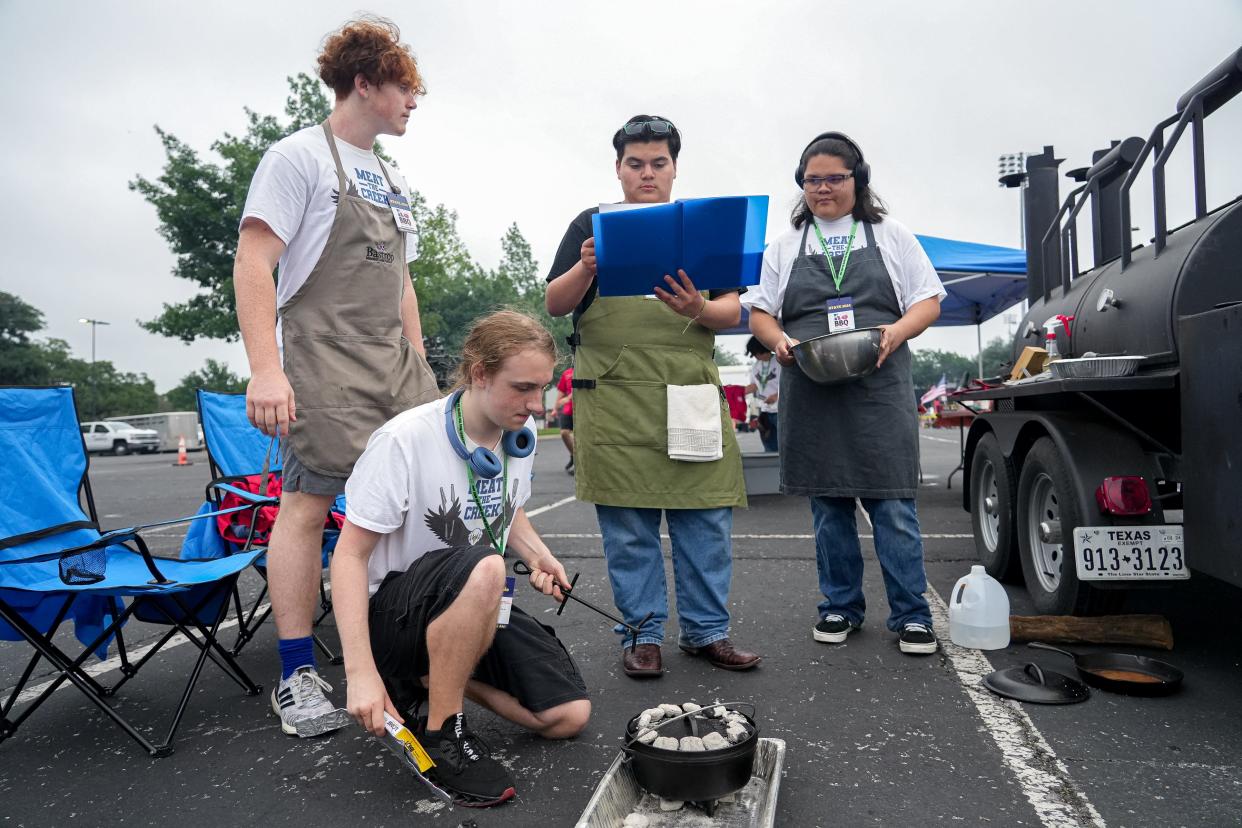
[574,737,786,828]
[1049,356,1146,379]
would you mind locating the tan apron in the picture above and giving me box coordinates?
[278,121,439,477]
[572,295,747,509]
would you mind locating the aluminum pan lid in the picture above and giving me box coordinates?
[982,663,1090,704]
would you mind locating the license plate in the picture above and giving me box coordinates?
[1073,525,1189,581]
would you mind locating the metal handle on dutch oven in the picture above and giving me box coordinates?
[1027,642,1078,661]
[623,701,757,750]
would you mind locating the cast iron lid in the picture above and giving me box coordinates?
[983,662,1090,704]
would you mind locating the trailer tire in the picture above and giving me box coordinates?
[970,432,1020,582]
[1016,437,1122,615]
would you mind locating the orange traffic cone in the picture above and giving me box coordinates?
[172,435,193,466]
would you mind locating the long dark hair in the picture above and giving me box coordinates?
[791,137,887,229]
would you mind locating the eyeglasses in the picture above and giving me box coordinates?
[803,173,854,190]
[622,119,676,136]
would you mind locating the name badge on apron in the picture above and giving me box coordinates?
[497,576,516,628]
[387,191,417,234]
[826,295,856,333]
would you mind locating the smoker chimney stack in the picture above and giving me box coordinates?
[1023,146,1062,305]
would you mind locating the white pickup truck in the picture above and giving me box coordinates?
[79,421,161,455]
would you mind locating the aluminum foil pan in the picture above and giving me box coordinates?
[575,737,786,828]
[1049,356,1145,379]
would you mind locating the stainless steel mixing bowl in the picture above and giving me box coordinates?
[791,328,883,385]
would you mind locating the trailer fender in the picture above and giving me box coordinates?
[963,412,1164,524]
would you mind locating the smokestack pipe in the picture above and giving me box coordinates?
[1023,146,1062,306]
[1089,136,1145,266]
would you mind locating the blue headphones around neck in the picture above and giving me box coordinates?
[443,388,536,479]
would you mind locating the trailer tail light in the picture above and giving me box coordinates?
[1095,476,1152,516]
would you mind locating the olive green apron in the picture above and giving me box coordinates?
[572,295,746,509]
[278,121,440,477]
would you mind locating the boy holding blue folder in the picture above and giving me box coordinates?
[545,116,761,679]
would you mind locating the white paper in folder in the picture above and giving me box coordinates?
[666,383,723,462]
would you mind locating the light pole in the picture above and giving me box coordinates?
[997,152,1030,247]
[78,318,110,419]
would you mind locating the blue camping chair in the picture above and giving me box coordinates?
[0,386,269,757]
[195,389,343,664]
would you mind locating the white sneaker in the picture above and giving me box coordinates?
[271,666,351,737]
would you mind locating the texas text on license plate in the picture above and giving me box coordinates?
[1073,525,1189,580]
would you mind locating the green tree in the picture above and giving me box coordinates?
[0,293,159,417]
[0,291,52,384]
[164,359,248,411]
[129,74,333,343]
[37,338,159,420]
[714,348,742,367]
[910,347,974,392]
[130,74,553,377]
[980,336,1013,379]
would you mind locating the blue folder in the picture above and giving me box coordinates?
[591,195,768,297]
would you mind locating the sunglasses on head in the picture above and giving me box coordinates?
[621,119,676,136]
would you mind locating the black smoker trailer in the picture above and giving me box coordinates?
[958,47,1242,614]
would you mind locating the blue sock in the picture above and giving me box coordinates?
[278,637,316,680]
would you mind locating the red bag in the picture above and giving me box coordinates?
[216,474,284,546]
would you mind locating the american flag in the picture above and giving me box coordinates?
[920,373,948,406]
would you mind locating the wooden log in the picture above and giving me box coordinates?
[1009,614,1173,650]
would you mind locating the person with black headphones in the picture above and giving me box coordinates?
[743,132,947,656]
[331,310,590,807]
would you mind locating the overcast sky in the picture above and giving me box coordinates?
[2,1,1239,392]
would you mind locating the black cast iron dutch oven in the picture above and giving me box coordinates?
[623,702,759,803]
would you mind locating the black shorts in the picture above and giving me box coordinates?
[369,545,588,715]
[559,412,574,431]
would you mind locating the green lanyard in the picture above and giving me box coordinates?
[454,398,508,555]
[757,364,773,389]
[811,219,858,294]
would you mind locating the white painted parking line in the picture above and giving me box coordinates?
[526,495,577,518]
[927,587,1105,828]
[921,434,958,444]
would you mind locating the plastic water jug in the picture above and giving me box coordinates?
[948,565,1010,650]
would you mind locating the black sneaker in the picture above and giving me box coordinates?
[898,622,939,655]
[424,712,516,807]
[812,614,858,643]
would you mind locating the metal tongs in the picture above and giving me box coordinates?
[512,560,653,651]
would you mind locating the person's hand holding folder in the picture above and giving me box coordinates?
[653,269,706,320]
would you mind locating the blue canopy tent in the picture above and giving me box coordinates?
[725,234,1026,379]
[918,234,1026,379]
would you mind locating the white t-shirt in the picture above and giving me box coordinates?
[749,359,780,413]
[741,215,945,319]
[240,124,419,347]
[345,396,537,596]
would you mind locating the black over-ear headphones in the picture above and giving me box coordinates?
[443,388,536,479]
[794,131,870,190]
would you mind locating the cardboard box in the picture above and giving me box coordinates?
[1011,347,1050,380]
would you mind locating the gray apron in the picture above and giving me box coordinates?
[779,220,918,498]
[278,121,440,477]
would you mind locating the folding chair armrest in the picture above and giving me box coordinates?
[209,481,280,507]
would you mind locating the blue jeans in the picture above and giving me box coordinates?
[811,496,931,631]
[595,505,733,650]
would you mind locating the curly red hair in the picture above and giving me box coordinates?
[318,17,425,101]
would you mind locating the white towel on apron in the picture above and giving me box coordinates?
[666,384,723,462]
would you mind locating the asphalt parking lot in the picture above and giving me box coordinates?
[1,433,1239,827]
